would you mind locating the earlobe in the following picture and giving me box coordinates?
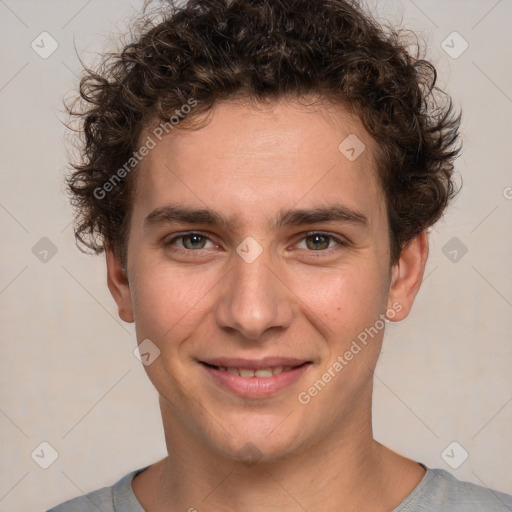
[105,248,134,323]
[386,231,429,322]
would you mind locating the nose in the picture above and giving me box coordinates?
[213,248,294,340]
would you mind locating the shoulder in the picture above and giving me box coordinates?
[46,485,115,512]
[46,467,148,512]
[396,467,512,511]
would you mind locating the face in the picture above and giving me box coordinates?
[107,99,427,463]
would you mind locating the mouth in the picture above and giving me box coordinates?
[201,362,307,377]
[199,358,312,398]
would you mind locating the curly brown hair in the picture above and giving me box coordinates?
[66,0,461,265]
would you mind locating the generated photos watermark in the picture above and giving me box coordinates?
[93,97,198,200]
[298,301,403,405]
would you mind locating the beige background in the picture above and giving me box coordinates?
[0,0,511,510]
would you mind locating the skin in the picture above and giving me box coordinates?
[106,98,429,511]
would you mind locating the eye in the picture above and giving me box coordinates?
[295,232,344,251]
[169,233,215,250]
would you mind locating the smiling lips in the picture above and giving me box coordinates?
[200,357,312,397]
[215,366,292,377]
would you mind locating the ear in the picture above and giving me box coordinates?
[106,247,134,323]
[386,231,429,322]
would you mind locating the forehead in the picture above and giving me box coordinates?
[134,99,385,229]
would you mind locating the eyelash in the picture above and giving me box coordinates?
[165,231,348,255]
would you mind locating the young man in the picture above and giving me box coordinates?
[49,0,512,510]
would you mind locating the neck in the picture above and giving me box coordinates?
[132,392,425,511]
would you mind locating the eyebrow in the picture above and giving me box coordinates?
[274,206,368,229]
[144,205,238,230]
[144,204,368,230]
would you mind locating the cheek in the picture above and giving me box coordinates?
[291,262,388,337]
[129,259,215,342]
[131,254,224,352]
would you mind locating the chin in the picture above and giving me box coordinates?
[209,420,306,467]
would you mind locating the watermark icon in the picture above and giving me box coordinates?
[133,338,161,366]
[503,186,512,200]
[31,441,59,469]
[93,98,197,200]
[236,236,263,263]
[31,31,59,59]
[338,134,366,161]
[32,237,58,263]
[441,32,468,60]
[237,442,263,467]
[441,441,469,469]
[442,236,468,263]
[298,301,402,405]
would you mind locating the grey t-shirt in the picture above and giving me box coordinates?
[47,463,512,511]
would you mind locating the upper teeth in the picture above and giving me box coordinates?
[217,366,293,377]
